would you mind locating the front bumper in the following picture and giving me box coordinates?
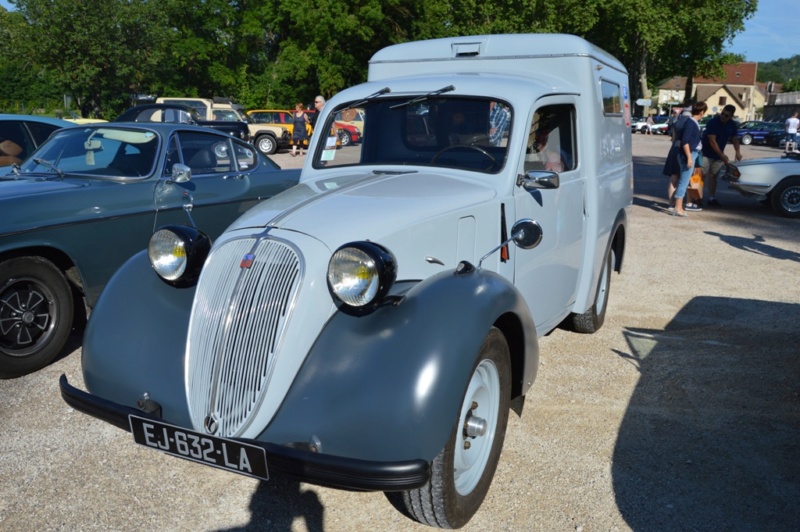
[59,375,429,491]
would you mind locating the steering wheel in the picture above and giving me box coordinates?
[431,144,497,171]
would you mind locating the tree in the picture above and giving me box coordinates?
[9,0,170,117]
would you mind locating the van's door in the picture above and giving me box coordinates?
[512,97,585,334]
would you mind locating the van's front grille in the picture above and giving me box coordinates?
[186,237,301,437]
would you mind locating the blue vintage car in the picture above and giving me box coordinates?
[735,120,784,146]
[0,123,299,377]
[61,34,632,528]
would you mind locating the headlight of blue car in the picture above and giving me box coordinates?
[148,225,211,287]
[327,241,397,315]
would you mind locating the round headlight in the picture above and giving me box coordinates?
[327,242,396,313]
[148,225,211,287]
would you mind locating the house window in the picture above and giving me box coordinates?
[719,96,727,106]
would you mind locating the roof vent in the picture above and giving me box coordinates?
[453,42,482,57]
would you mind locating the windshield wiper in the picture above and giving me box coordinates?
[389,85,455,110]
[346,86,391,110]
[32,158,65,179]
[372,169,418,175]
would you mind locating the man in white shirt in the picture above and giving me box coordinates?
[785,112,799,152]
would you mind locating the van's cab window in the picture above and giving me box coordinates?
[524,104,576,173]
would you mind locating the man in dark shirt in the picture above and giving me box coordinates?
[700,104,742,207]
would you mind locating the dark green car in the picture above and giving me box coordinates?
[0,123,299,378]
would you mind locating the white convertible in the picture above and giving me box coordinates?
[723,153,800,217]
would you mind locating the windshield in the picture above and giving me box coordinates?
[313,97,511,174]
[18,127,159,179]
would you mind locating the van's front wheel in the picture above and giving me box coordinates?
[398,327,510,528]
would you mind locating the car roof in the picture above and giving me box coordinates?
[0,114,74,127]
[73,121,232,137]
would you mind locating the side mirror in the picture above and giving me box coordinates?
[518,170,560,190]
[510,219,543,249]
[476,218,543,269]
[169,163,191,183]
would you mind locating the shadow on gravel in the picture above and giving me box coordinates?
[612,297,800,531]
[216,477,325,531]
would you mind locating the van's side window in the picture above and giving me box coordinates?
[601,80,622,115]
[524,104,576,173]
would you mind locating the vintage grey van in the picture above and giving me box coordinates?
[62,34,633,528]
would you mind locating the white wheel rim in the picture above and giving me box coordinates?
[454,358,499,496]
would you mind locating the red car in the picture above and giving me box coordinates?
[334,120,361,146]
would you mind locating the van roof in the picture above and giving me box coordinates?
[370,33,626,74]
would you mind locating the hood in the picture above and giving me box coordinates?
[228,170,496,246]
[736,157,800,168]
[0,175,89,198]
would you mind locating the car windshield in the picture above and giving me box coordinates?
[312,96,511,174]
[18,126,159,179]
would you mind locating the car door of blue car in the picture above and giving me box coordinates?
[153,131,278,240]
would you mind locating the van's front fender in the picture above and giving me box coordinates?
[261,265,539,463]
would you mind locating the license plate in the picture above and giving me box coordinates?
[129,415,269,481]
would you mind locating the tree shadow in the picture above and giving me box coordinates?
[215,477,325,531]
[612,296,800,530]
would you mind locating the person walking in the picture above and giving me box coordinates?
[645,114,654,135]
[291,102,310,157]
[785,111,799,152]
[700,104,741,207]
[666,102,707,216]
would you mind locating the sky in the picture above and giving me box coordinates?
[1,0,797,63]
[726,0,800,63]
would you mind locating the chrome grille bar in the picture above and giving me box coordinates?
[187,237,301,437]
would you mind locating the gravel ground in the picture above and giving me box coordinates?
[1,135,798,531]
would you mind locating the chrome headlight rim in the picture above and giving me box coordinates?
[148,225,211,288]
[327,241,397,316]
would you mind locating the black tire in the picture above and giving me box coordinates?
[770,176,800,218]
[0,257,74,378]
[339,129,352,147]
[571,247,613,334]
[397,327,511,528]
[741,134,753,145]
[255,134,277,155]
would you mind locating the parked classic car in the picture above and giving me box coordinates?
[157,97,290,155]
[333,119,361,146]
[61,34,632,528]
[115,104,250,142]
[735,121,784,145]
[0,123,299,378]
[0,114,71,172]
[722,153,800,217]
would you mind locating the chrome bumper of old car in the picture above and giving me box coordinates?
[59,375,430,491]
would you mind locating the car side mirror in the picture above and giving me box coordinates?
[169,163,191,183]
[518,170,560,190]
[475,218,543,269]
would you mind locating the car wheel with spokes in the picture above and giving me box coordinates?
[0,257,74,378]
[741,134,753,145]
[397,327,510,528]
[770,176,800,218]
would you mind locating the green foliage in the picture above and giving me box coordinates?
[757,55,800,87]
[0,0,773,117]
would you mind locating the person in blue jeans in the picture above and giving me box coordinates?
[671,102,707,216]
[700,104,742,207]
